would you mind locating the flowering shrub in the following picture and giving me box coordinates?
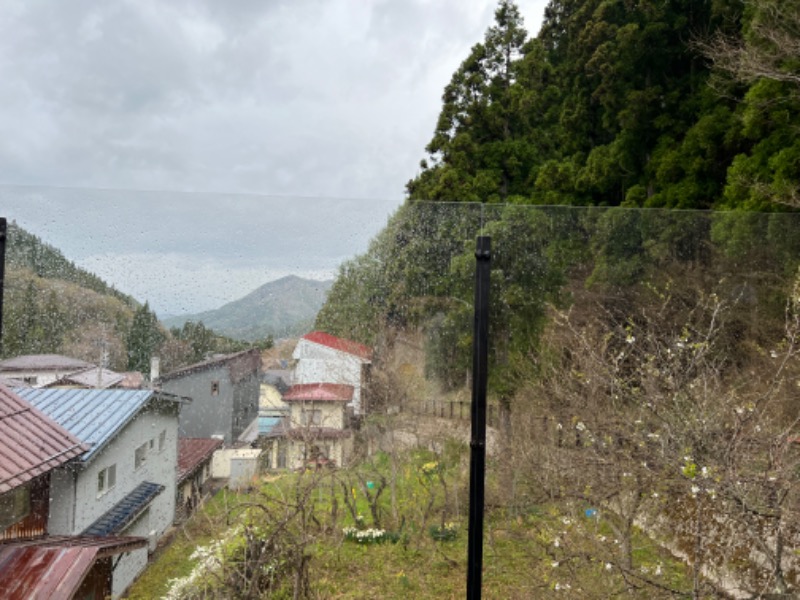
[429,522,458,542]
[343,526,388,544]
[420,461,439,476]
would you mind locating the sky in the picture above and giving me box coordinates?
[0,0,548,317]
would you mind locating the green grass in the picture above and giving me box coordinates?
[128,455,694,599]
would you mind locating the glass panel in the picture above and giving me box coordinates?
[2,192,799,597]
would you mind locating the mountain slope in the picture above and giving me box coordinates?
[163,276,333,341]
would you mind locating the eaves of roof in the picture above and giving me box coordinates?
[0,383,88,494]
[13,387,183,464]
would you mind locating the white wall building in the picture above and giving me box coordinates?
[15,387,185,598]
[292,332,371,415]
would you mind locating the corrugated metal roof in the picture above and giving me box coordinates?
[301,331,372,361]
[259,416,282,436]
[13,387,156,463]
[82,481,164,536]
[283,383,354,402]
[178,438,223,483]
[0,545,99,599]
[0,536,147,599]
[48,367,125,389]
[0,354,94,372]
[0,383,88,494]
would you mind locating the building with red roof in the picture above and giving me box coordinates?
[292,331,372,416]
[176,437,224,522]
[260,383,356,469]
[0,383,147,599]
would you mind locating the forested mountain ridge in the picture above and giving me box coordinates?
[163,275,332,342]
[2,221,262,373]
[6,220,137,307]
[406,0,798,210]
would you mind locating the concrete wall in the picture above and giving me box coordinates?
[163,365,259,445]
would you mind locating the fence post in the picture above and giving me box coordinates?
[467,236,490,600]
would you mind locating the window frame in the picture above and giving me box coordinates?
[97,464,117,496]
[134,442,148,470]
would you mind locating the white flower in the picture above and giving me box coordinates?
[691,485,700,496]
[553,538,560,548]
[605,562,613,571]
[626,335,635,344]
[551,561,560,568]
[575,421,586,432]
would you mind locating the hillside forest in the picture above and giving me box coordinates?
[311,0,800,595]
[1,221,269,374]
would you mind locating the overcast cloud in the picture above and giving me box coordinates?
[0,0,547,316]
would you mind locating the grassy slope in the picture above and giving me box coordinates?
[128,450,690,599]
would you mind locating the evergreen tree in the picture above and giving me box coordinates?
[127,301,164,373]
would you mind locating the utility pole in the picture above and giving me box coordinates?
[467,236,490,600]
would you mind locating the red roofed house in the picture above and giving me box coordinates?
[0,382,147,599]
[176,437,224,523]
[262,383,355,469]
[292,332,372,416]
[0,383,87,541]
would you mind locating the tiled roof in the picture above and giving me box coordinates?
[301,332,372,361]
[0,383,88,494]
[0,354,93,372]
[178,438,223,483]
[82,481,164,536]
[283,383,354,403]
[0,536,147,599]
[14,387,172,463]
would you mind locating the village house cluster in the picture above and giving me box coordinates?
[0,331,371,598]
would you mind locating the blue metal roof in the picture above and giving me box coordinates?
[259,416,282,436]
[14,387,155,462]
[82,481,164,536]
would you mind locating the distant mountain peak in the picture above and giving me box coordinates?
[162,276,333,341]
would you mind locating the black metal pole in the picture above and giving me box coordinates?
[0,218,6,354]
[467,235,490,600]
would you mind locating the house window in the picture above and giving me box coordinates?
[97,464,117,495]
[302,408,322,426]
[135,442,148,470]
[211,381,220,396]
[0,486,30,530]
[158,430,166,452]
